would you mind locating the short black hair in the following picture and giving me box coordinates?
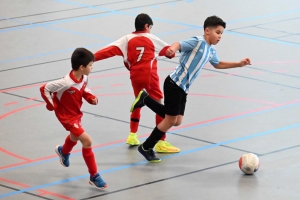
[71,48,94,70]
[135,13,153,31]
[203,16,226,30]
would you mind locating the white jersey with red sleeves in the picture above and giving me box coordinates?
[40,71,96,122]
[94,31,174,78]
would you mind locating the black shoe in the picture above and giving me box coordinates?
[138,145,161,163]
[130,89,149,112]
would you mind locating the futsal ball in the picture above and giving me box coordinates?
[238,153,260,175]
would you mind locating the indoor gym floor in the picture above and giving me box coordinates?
[0,0,300,199]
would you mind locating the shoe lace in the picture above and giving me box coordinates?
[148,148,156,157]
[165,141,172,146]
[93,174,104,186]
[63,153,70,161]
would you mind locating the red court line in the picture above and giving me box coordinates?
[0,93,279,168]
[0,83,45,93]
[89,71,129,79]
[2,99,300,171]
[111,83,124,87]
[95,92,133,96]
[188,93,279,106]
[170,98,300,131]
[0,103,45,162]
[95,92,278,106]
[89,86,102,90]
[4,102,18,106]
[170,106,273,131]
[0,102,44,120]
[201,74,217,77]
[253,60,300,65]
[0,62,298,94]
[24,97,38,101]
[0,178,74,200]
[0,147,31,162]
[0,139,128,170]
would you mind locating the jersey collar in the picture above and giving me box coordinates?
[70,70,83,83]
[132,30,148,34]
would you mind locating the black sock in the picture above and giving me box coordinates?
[143,126,165,150]
[144,96,165,118]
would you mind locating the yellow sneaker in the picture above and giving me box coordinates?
[126,133,140,146]
[154,140,180,153]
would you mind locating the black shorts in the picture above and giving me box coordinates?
[164,76,187,116]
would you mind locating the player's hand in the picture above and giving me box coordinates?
[239,58,251,67]
[166,47,175,57]
[46,103,54,111]
[91,98,98,105]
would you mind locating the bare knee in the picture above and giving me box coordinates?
[82,140,92,148]
[77,132,93,148]
[174,121,182,126]
[166,118,177,126]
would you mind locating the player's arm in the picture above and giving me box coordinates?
[82,79,98,105]
[166,37,199,57]
[39,79,66,111]
[159,46,175,59]
[94,45,123,62]
[166,42,181,57]
[214,58,251,69]
[94,36,126,62]
[150,35,176,58]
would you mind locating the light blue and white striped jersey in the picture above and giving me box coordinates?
[170,36,220,93]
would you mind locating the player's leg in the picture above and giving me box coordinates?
[138,76,185,161]
[147,73,180,153]
[127,107,141,145]
[77,131,107,189]
[55,120,81,167]
[126,80,144,146]
[130,90,165,117]
[173,91,187,127]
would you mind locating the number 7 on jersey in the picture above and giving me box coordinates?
[136,47,144,62]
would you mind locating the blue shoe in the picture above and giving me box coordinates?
[55,145,70,167]
[138,145,161,163]
[130,89,149,112]
[89,173,108,189]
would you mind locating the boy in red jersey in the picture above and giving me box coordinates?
[40,48,107,189]
[94,13,180,153]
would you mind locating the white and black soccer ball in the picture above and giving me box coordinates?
[239,153,260,175]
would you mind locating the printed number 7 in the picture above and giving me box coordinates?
[136,47,144,62]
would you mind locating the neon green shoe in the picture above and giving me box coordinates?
[126,133,140,146]
[154,140,180,153]
[130,90,148,112]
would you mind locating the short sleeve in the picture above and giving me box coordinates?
[179,37,199,52]
[209,49,220,67]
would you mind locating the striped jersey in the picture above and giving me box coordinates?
[170,36,220,93]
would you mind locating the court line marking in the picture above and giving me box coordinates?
[1,99,300,173]
[0,122,299,198]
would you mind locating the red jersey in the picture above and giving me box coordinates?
[94,31,174,79]
[40,71,96,123]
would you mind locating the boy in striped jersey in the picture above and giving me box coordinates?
[130,16,251,162]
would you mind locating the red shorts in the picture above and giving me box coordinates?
[60,118,84,137]
[130,70,163,100]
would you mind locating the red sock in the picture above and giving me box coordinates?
[156,114,166,140]
[62,135,77,155]
[82,147,98,177]
[130,108,141,133]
